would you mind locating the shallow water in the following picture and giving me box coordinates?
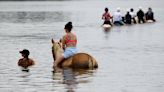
[0,0,164,92]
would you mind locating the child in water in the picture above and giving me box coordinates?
[18,49,35,72]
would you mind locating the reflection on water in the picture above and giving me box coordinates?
[0,11,71,23]
[102,27,112,39]
[52,68,97,92]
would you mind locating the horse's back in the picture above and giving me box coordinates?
[103,24,112,28]
[61,53,98,69]
[147,20,154,23]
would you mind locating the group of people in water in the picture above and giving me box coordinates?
[18,7,156,71]
[102,7,156,26]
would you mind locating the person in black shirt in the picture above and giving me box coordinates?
[137,7,145,23]
[125,11,132,24]
[145,7,156,22]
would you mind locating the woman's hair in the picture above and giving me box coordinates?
[105,7,108,12]
[64,22,73,32]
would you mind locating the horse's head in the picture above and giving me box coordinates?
[52,39,63,60]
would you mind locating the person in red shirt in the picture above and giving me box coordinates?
[102,7,112,26]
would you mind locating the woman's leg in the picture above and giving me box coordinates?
[53,55,64,68]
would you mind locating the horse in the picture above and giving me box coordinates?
[51,39,98,69]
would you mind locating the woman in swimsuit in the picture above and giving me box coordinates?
[53,22,78,67]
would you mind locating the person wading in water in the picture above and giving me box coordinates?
[18,49,35,72]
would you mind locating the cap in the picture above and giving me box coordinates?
[117,7,121,12]
[19,49,30,55]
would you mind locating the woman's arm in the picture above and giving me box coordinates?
[62,36,66,50]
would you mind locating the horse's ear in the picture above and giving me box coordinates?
[51,39,55,44]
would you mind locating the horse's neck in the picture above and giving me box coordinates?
[55,48,63,59]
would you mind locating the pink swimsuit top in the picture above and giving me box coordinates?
[65,34,77,47]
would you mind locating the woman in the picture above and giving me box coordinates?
[102,7,112,25]
[54,22,78,67]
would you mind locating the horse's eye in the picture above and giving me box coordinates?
[58,42,61,47]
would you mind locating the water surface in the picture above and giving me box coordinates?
[0,0,164,92]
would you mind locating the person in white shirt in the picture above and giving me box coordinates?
[112,7,124,26]
[129,8,136,24]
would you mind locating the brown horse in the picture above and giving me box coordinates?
[51,39,98,69]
